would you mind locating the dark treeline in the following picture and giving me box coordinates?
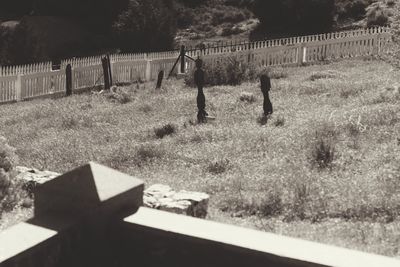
[0,0,382,65]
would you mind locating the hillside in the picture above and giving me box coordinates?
[1,58,399,257]
[176,0,398,47]
[1,0,398,65]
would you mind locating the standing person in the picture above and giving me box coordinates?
[194,58,208,123]
[260,74,273,116]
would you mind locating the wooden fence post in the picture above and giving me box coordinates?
[66,64,73,96]
[145,60,152,81]
[302,45,307,64]
[102,56,111,90]
[180,45,185,74]
[297,44,307,66]
[15,74,22,101]
[106,54,113,86]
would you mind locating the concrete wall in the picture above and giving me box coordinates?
[1,162,399,267]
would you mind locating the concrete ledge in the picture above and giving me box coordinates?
[0,162,144,267]
[119,207,400,267]
[35,162,143,218]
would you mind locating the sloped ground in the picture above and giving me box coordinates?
[0,59,399,257]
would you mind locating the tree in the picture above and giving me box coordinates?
[250,0,335,39]
[112,0,177,52]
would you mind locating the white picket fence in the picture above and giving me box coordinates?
[0,27,392,104]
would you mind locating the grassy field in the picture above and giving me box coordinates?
[0,58,399,258]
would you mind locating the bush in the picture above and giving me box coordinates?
[112,0,177,52]
[0,136,22,216]
[366,3,390,27]
[335,0,371,22]
[154,123,176,139]
[221,25,244,36]
[185,55,256,87]
[0,137,18,173]
[251,0,335,37]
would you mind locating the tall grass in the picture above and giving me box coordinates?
[0,59,399,256]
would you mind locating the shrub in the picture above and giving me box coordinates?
[112,0,177,52]
[185,55,252,87]
[366,3,390,27]
[251,0,335,36]
[154,123,176,139]
[0,137,18,173]
[221,25,244,36]
[0,136,22,216]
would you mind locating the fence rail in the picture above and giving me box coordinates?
[0,27,392,104]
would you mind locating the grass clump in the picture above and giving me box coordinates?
[106,86,132,104]
[310,124,337,170]
[154,123,176,139]
[207,159,230,175]
[274,115,285,127]
[258,67,289,80]
[134,144,165,167]
[308,71,338,81]
[239,92,256,103]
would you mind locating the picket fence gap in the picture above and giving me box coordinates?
[0,27,392,104]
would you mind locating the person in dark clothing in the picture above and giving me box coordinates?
[260,74,273,116]
[194,58,208,123]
